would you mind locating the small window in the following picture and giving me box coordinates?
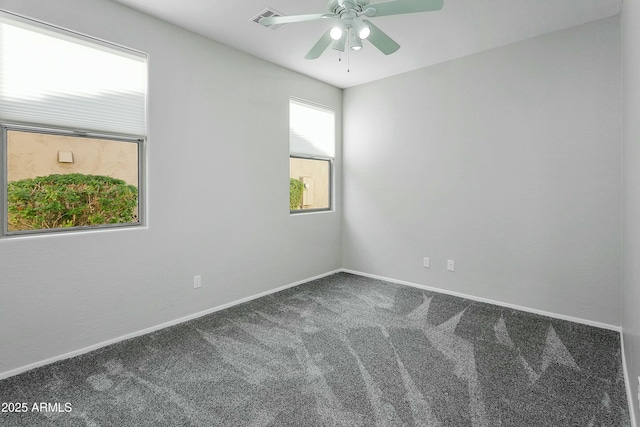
[289,98,335,213]
[4,127,142,234]
[0,11,147,236]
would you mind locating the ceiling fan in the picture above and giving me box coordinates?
[259,0,444,59]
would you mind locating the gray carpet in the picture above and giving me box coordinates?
[0,273,630,426]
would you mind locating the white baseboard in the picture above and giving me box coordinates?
[340,269,621,332]
[0,268,624,381]
[0,269,341,381]
[622,334,638,427]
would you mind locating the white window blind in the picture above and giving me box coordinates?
[289,98,335,158]
[0,12,147,137]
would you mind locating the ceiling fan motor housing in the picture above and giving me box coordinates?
[328,0,369,17]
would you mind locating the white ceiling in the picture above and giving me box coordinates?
[111,0,621,89]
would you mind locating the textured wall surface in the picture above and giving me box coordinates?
[343,17,622,326]
[0,0,342,376]
[8,131,139,186]
[622,0,640,423]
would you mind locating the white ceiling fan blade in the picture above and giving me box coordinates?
[259,13,335,26]
[305,30,334,59]
[364,0,444,17]
[363,20,400,55]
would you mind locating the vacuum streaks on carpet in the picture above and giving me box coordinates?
[0,273,630,426]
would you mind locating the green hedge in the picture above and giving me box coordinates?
[290,178,304,210]
[8,173,138,231]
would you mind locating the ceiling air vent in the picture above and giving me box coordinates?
[251,8,285,31]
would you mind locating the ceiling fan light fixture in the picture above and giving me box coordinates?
[330,25,343,40]
[333,35,347,52]
[350,28,363,50]
[351,17,370,39]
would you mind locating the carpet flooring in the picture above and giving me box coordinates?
[0,273,630,426]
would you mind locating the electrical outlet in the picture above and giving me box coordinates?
[447,260,455,272]
[193,275,201,289]
[423,257,430,268]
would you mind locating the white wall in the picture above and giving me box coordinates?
[0,0,342,376]
[622,0,640,423]
[343,17,622,326]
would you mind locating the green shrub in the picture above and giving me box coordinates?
[8,173,138,231]
[290,178,304,210]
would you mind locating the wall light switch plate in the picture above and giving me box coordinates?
[447,260,455,272]
[423,257,430,268]
[194,275,201,289]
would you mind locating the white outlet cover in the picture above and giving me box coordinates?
[423,257,430,268]
[447,260,455,272]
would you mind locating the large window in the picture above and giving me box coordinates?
[0,11,147,236]
[289,98,335,213]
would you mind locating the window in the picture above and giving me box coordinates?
[289,98,335,213]
[0,11,147,236]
